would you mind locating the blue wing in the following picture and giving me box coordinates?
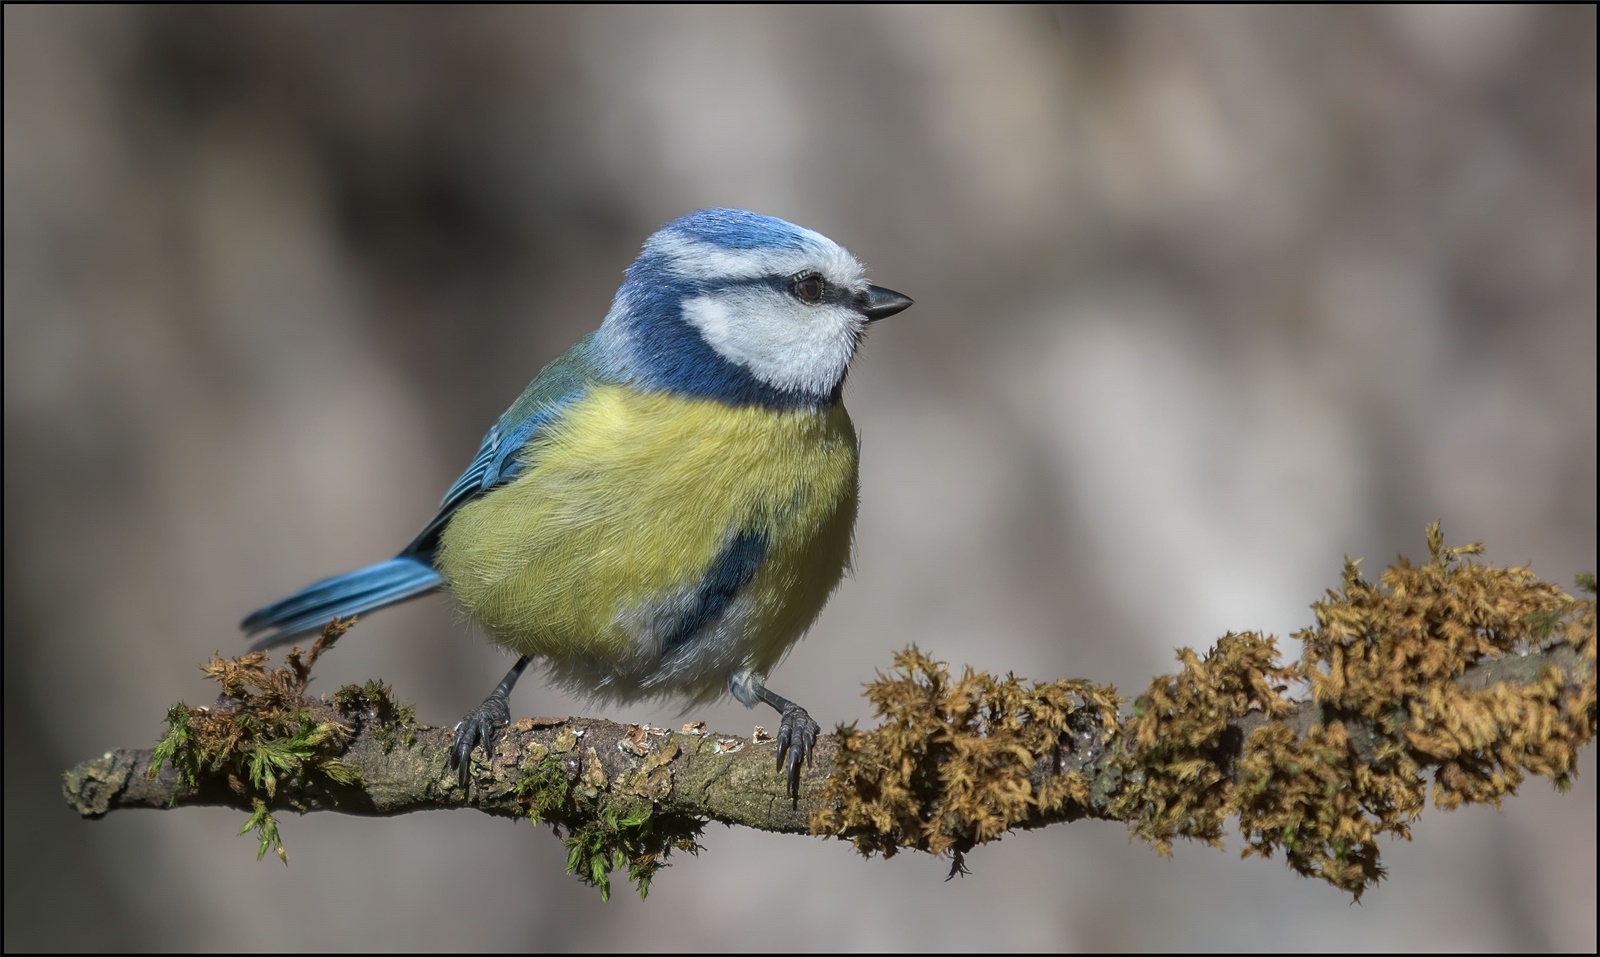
[399,407,556,557]
[401,330,604,556]
[241,331,607,647]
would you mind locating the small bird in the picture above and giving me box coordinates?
[241,208,912,794]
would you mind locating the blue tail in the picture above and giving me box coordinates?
[241,555,444,649]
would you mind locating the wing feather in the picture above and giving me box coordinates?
[403,331,606,556]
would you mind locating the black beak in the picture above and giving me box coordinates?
[861,284,914,322]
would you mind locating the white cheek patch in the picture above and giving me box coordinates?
[651,233,865,289]
[683,291,863,396]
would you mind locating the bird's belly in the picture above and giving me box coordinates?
[435,385,859,703]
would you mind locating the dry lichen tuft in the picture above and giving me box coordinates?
[1111,631,1299,854]
[812,527,1594,898]
[1230,524,1596,897]
[811,646,1121,875]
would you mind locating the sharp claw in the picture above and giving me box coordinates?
[773,703,820,798]
[448,698,511,789]
[449,725,471,787]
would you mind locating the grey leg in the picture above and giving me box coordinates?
[447,655,532,787]
[750,680,821,799]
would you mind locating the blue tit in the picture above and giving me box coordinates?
[241,208,913,793]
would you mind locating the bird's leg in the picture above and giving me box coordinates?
[447,655,531,787]
[751,681,821,799]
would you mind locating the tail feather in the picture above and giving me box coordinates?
[241,556,444,649]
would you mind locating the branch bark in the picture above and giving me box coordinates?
[62,705,835,832]
[60,533,1598,900]
[62,641,1591,826]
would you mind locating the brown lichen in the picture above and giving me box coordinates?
[812,526,1595,900]
[810,646,1122,875]
[1226,524,1597,897]
[1110,631,1299,855]
[1123,525,1595,899]
[1234,719,1419,895]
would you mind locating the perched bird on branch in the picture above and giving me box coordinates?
[241,208,913,794]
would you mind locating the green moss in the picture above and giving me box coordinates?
[149,619,363,861]
[332,679,417,752]
[514,745,702,901]
[515,751,571,825]
[150,704,203,802]
[240,798,287,864]
[561,802,703,902]
[150,698,355,799]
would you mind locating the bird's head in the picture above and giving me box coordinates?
[596,209,913,409]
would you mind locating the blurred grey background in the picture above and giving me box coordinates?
[5,4,1595,951]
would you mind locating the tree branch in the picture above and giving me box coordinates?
[62,528,1597,900]
[62,705,837,832]
[61,641,1590,819]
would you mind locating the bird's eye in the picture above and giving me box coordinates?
[790,272,825,304]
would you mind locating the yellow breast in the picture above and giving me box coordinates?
[435,384,859,702]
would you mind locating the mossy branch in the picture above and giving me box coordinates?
[63,526,1595,901]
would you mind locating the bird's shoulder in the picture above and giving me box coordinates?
[498,330,610,429]
[402,331,611,555]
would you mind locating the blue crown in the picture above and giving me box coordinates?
[657,208,817,252]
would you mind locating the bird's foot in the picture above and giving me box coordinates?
[774,703,820,799]
[447,693,510,788]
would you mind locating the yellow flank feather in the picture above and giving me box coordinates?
[435,384,860,704]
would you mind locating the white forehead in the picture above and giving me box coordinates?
[648,231,866,288]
